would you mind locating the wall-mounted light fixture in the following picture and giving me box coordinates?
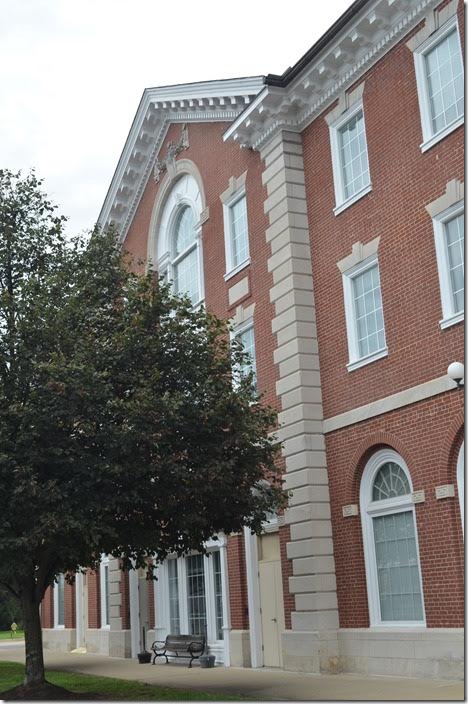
[447,361,464,390]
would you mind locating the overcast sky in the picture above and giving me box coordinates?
[1,0,351,236]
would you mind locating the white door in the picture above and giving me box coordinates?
[258,534,285,667]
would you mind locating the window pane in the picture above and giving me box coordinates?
[338,110,370,200]
[213,552,224,640]
[104,565,109,626]
[174,247,199,304]
[57,574,65,626]
[234,326,257,387]
[186,555,207,637]
[168,560,180,635]
[425,30,464,134]
[352,264,385,359]
[174,207,196,255]
[373,511,423,622]
[230,196,249,268]
[445,213,464,314]
[372,462,411,501]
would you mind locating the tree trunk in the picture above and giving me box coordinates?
[21,582,46,688]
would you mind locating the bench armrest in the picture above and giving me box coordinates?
[188,640,205,653]
[151,640,167,651]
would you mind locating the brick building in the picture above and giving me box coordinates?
[41,0,464,679]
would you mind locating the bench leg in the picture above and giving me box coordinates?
[189,656,194,668]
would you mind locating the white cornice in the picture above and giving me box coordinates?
[98,77,265,243]
[224,0,441,150]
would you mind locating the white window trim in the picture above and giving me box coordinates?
[168,202,205,309]
[230,318,256,389]
[413,15,464,153]
[329,100,372,215]
[431,201,464,329]
[53,574,65,629]
[360,448,426,628]
[222,188,250,279]
[457,442,464,537]
[341,254,388,372]
[99,555,110,630]
[154,540,228,655]
[155,174,205,309]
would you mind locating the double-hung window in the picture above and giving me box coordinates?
[223,192,250,278]
[413,16,464,152]
[100,555,110,629]
[432,202,464,329]
[172,206,201,306]
[232,322,257,388]
[54,573,65,628]
[342,255,387,371]
[329,101,371,214]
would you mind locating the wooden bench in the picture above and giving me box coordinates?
[151,634,206,668]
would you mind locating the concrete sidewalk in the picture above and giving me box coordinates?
[0,645,464,701]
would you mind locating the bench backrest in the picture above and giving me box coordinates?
[165,634,205,654]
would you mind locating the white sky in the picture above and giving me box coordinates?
[0,0,351,236]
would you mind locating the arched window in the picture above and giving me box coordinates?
[153,173,204,307]
[172,206,199,304]
[360,449,425,626]
[457,441,464,536]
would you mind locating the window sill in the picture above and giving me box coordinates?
[53,625,65,630]
[334,183,372,216]
[440,311,464,330]
[368,622,427,629]
[347,347,388,372]
[101,625,111,630]
[224,258,250,282]
[420,116,464,153]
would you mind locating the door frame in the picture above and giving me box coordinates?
[244,520,284,668]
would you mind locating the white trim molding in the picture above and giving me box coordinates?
[426,180,464,330]
[225,0,441,150]
[327,91,372,215]
[53,574,65,629]
[457,442,464,536]
[98,77,264,242]
[323,374,456,434]
[220,173,250,279]
[100,555,110,630]
[148,170,205,308]
[360,449,426,627]
[409,13,464,153]
[339,245,387,372]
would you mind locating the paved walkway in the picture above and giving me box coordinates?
[0,645,464,701]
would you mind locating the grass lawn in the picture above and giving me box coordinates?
[0,661,239,700]
[0,630,24,640]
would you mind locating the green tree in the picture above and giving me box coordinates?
[0,170,284,694]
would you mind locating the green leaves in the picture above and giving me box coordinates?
[0,170,285,601]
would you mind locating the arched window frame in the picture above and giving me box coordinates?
[151,171,205,308]
[360,448,426,627]
[167,201,203,306]
[457,441,464,536]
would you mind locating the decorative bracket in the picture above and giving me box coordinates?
[154,124,189,182]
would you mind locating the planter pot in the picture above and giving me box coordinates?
[199,654,216,668]
[137,651,152,664]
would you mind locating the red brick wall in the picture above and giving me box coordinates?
[147,560,155,629]
[41,586,54,628]
[120,569,130,630]
[64,578,75,629]
[123,121,280,411]
[326,391,464,628]
[227,534,249,630]
[302,0,464,421]
[87,570,100,629]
